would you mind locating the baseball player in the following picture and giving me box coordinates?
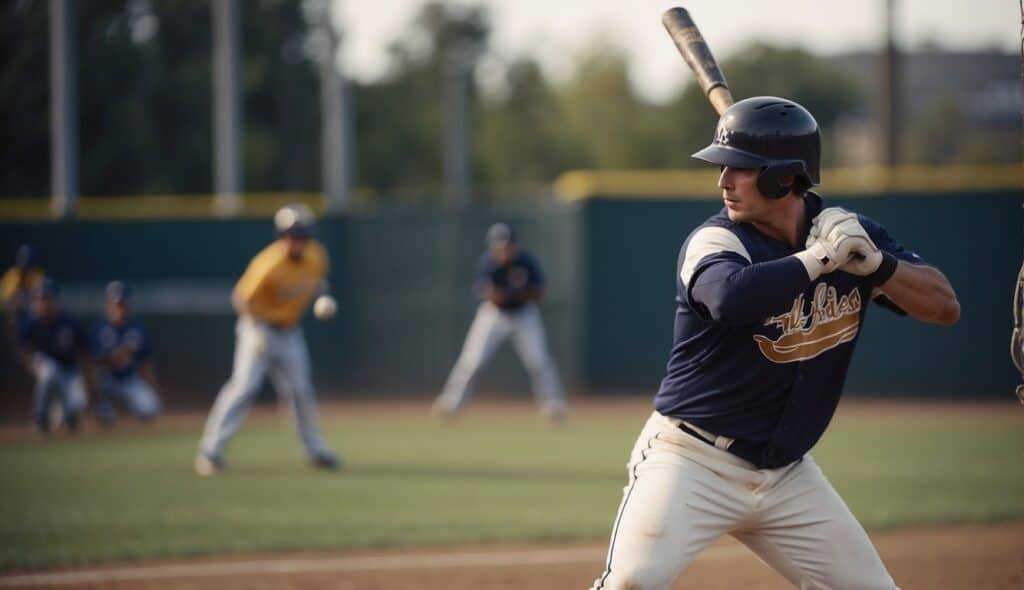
[2,245,45,336]
[432,223,567,422]
[17,278,94,433]
[92,281,162,425]
[590,97,960,590]
[196,203,340,475]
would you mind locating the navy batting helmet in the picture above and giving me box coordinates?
[692,96,820,199]
[274,203,316,237]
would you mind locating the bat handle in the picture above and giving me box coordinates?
[708,86,734,116]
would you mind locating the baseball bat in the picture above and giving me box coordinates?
[661,7,733,115]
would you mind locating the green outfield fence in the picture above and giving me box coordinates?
[0,187,1020,407]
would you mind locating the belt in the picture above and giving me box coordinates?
[677,421,764,467]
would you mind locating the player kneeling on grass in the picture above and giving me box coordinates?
[589,97,960,590]
[432,223,567,423]
[93,281,162,426]
[195,203,340,476]
[17,278,95,434]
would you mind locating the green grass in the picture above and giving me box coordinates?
[0,406,1021,569]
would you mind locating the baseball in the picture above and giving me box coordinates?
[313,295,337,320]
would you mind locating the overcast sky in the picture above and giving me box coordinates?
[333,0,1019,102]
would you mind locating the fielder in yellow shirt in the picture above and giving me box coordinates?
[2,245,45,336]
[196,204,340,475]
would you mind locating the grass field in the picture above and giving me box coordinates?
[0,400,1021,571]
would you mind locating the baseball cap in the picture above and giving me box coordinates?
[105,280,132,303]
[486,223,516,247]
[274,203,316,237]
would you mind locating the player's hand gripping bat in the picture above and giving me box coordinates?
[662,7,733,115]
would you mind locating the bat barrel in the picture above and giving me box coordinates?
[662,7,733,113]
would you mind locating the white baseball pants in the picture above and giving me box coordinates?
[96,374,161,422]
[435,302,566,414]
[31,354,87,430]
[590,411,898,590]
[199,316,332,460]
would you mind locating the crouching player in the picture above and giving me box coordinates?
[93,281,162,425]
[18,278,93,433]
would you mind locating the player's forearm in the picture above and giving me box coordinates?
[875,262,960,326]
[692,257,811,325]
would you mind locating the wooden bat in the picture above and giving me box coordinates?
[662,7,733,115]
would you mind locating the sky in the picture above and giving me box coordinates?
[333,0,1019,102]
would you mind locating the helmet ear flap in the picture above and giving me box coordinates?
[757,162,810,200]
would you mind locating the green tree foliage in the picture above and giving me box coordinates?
[353,2,488,197]
[0,2,868,199]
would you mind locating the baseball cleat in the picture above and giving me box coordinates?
[311,453,342,471]
[194,454,226,476]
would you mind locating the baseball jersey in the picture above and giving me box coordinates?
[654,192,925,468]
[235,239,329,328]
[94,319,152,379]
[476,249,544,311]
[19,310,90,370]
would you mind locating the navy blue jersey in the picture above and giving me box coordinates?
[654,193,925,468]
[476,249,544,310]
[93,319,152,379]
[19,310,89,369]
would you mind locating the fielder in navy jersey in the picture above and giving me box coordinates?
[590,97,959,590]
[17,278,95,433]
[433,223,567,422]
[92,281,162,425]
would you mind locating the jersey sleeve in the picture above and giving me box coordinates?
[91,324,107,358]
[235,249,277,302]
[1,269,17,303]
[526,253,544,288]
[682,226,812,325]
[858,215,926,314]
[474,253,494,293]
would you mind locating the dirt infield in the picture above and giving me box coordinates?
[4,520,1022,589]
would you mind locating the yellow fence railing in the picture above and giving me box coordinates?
[0,192,337,222]
[553,164,1023,201]
[1,165,1020,221]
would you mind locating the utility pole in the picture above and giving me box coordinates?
[212,0,243,215]
[320,1,352,213]
[49,0,78,219]
[880,0,900,171]
[442,41,477,208]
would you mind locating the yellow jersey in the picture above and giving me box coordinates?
[1,266,45,310]
[235,239,329,328]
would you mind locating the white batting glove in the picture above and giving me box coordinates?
[806,207,858,248]
[821,218,882,276]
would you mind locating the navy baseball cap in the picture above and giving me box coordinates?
[105,280,132,303]
[34,277,59,298]
[15,244,36,269]
[486,223,516,247]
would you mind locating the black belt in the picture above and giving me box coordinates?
[677,422,764,467]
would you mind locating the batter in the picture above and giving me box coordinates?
[590,97,960,590]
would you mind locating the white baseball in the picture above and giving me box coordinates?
[313,295,337,320]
